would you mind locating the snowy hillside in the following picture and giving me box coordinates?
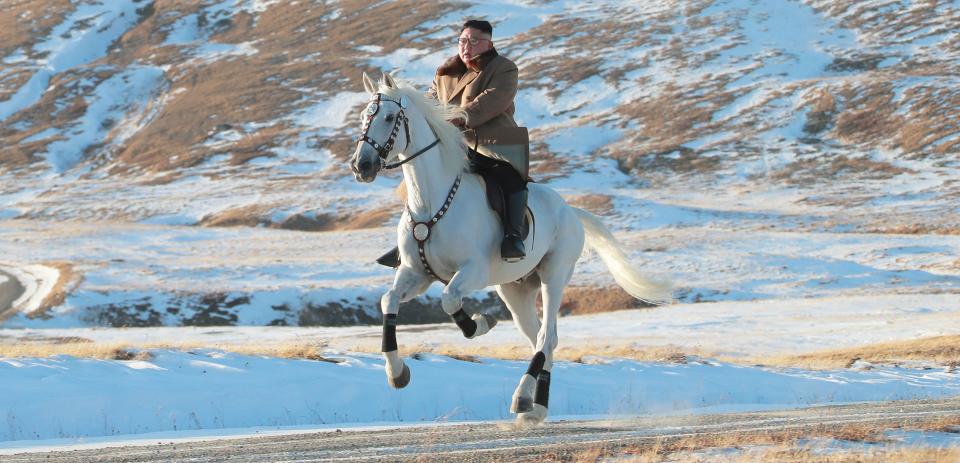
[0,0,957,326]
[2,0,957,223]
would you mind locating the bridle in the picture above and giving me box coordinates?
[356,93,440,171]
[355,92,458,284]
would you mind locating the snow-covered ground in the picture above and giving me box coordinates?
[1,349,958,445]
[1,229,958,448]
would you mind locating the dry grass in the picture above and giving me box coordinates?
[896,85,960,154]
[35,261,82,316]
[800,87,838,135]
[0,1,459,175]
[0,339,345,363]
[198,204,271,228]
[0,341,151,361]
[407,343,699,365]
[770,155,913,185]
[513,17,619,91]
[805,64,960,155]
[199,204,393,231]
[527,140,568,182]
[0,0,71,57]
[833,82,899,147]
[565,194,614,216]
[3,0,957,180]
[334,207,395,231]
[617,447,960,463]
[0,337,706,366]
[614,80,737,162]
[560,285,655,316]
[0,1,72,144]
[570,415,960,462]
[507,4,749,175]
[750,335,960,370]
[6,335,960,373]
[858,223,960,236]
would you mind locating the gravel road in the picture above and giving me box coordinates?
[7,397,960,462]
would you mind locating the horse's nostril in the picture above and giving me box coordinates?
[360,160,371,172]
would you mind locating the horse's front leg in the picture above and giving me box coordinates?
[441,260,497,339]
[381,266,432,389]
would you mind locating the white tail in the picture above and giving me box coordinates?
[573,208,673,305]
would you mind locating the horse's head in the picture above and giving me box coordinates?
[350,72,411,182]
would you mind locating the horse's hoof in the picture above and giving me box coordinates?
[387,363,411,389]
[511,396,533,413]
[483,314,498,330]
[515,405,547,427]
[468,313,497,338]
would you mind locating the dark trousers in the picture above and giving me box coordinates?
[467,149,527,193]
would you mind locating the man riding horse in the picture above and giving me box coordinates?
[377,19,529,267]
[351,25,672,423]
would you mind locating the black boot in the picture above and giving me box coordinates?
[376,246,401,268]
[501,189,527,262]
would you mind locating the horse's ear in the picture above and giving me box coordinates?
[362,72,376,95]
[382,72,397,89]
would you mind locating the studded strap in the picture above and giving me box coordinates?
[407,175,461,285]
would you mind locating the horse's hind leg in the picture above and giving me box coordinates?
[496,275,542,414]
[381,266,432,389]
[514,279,568,425]
[496,273,541,349]
[516,241,581,426]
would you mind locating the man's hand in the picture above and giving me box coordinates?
[449,117,466,128]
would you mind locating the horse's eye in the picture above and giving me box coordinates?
[385,115,395,123]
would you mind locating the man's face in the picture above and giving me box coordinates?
[458,27,492,63]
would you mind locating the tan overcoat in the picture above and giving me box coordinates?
[429,49,518,131]
[428,50,529,176]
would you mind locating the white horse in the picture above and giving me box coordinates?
[350,72,671,425]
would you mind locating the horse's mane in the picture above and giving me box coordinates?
[379,78,468,178]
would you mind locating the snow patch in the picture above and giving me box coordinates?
[0,263,60,315]
[0,0,145,122]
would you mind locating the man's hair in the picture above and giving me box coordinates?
[461,19,493,37]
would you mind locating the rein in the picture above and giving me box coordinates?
[382,139,439,169]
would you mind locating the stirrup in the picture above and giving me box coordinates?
[376,247,401,268]
[501,235,525,262]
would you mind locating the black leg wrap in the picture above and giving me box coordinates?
[534,370,551,408]
[451,308,477,338]
[381,313,398,352]
[526,351,546,377]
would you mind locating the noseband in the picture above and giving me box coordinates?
[356,93,440,170]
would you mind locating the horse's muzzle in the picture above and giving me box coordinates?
[354,159,378,182]
[351,147,379,182]
[354,170,376,183]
